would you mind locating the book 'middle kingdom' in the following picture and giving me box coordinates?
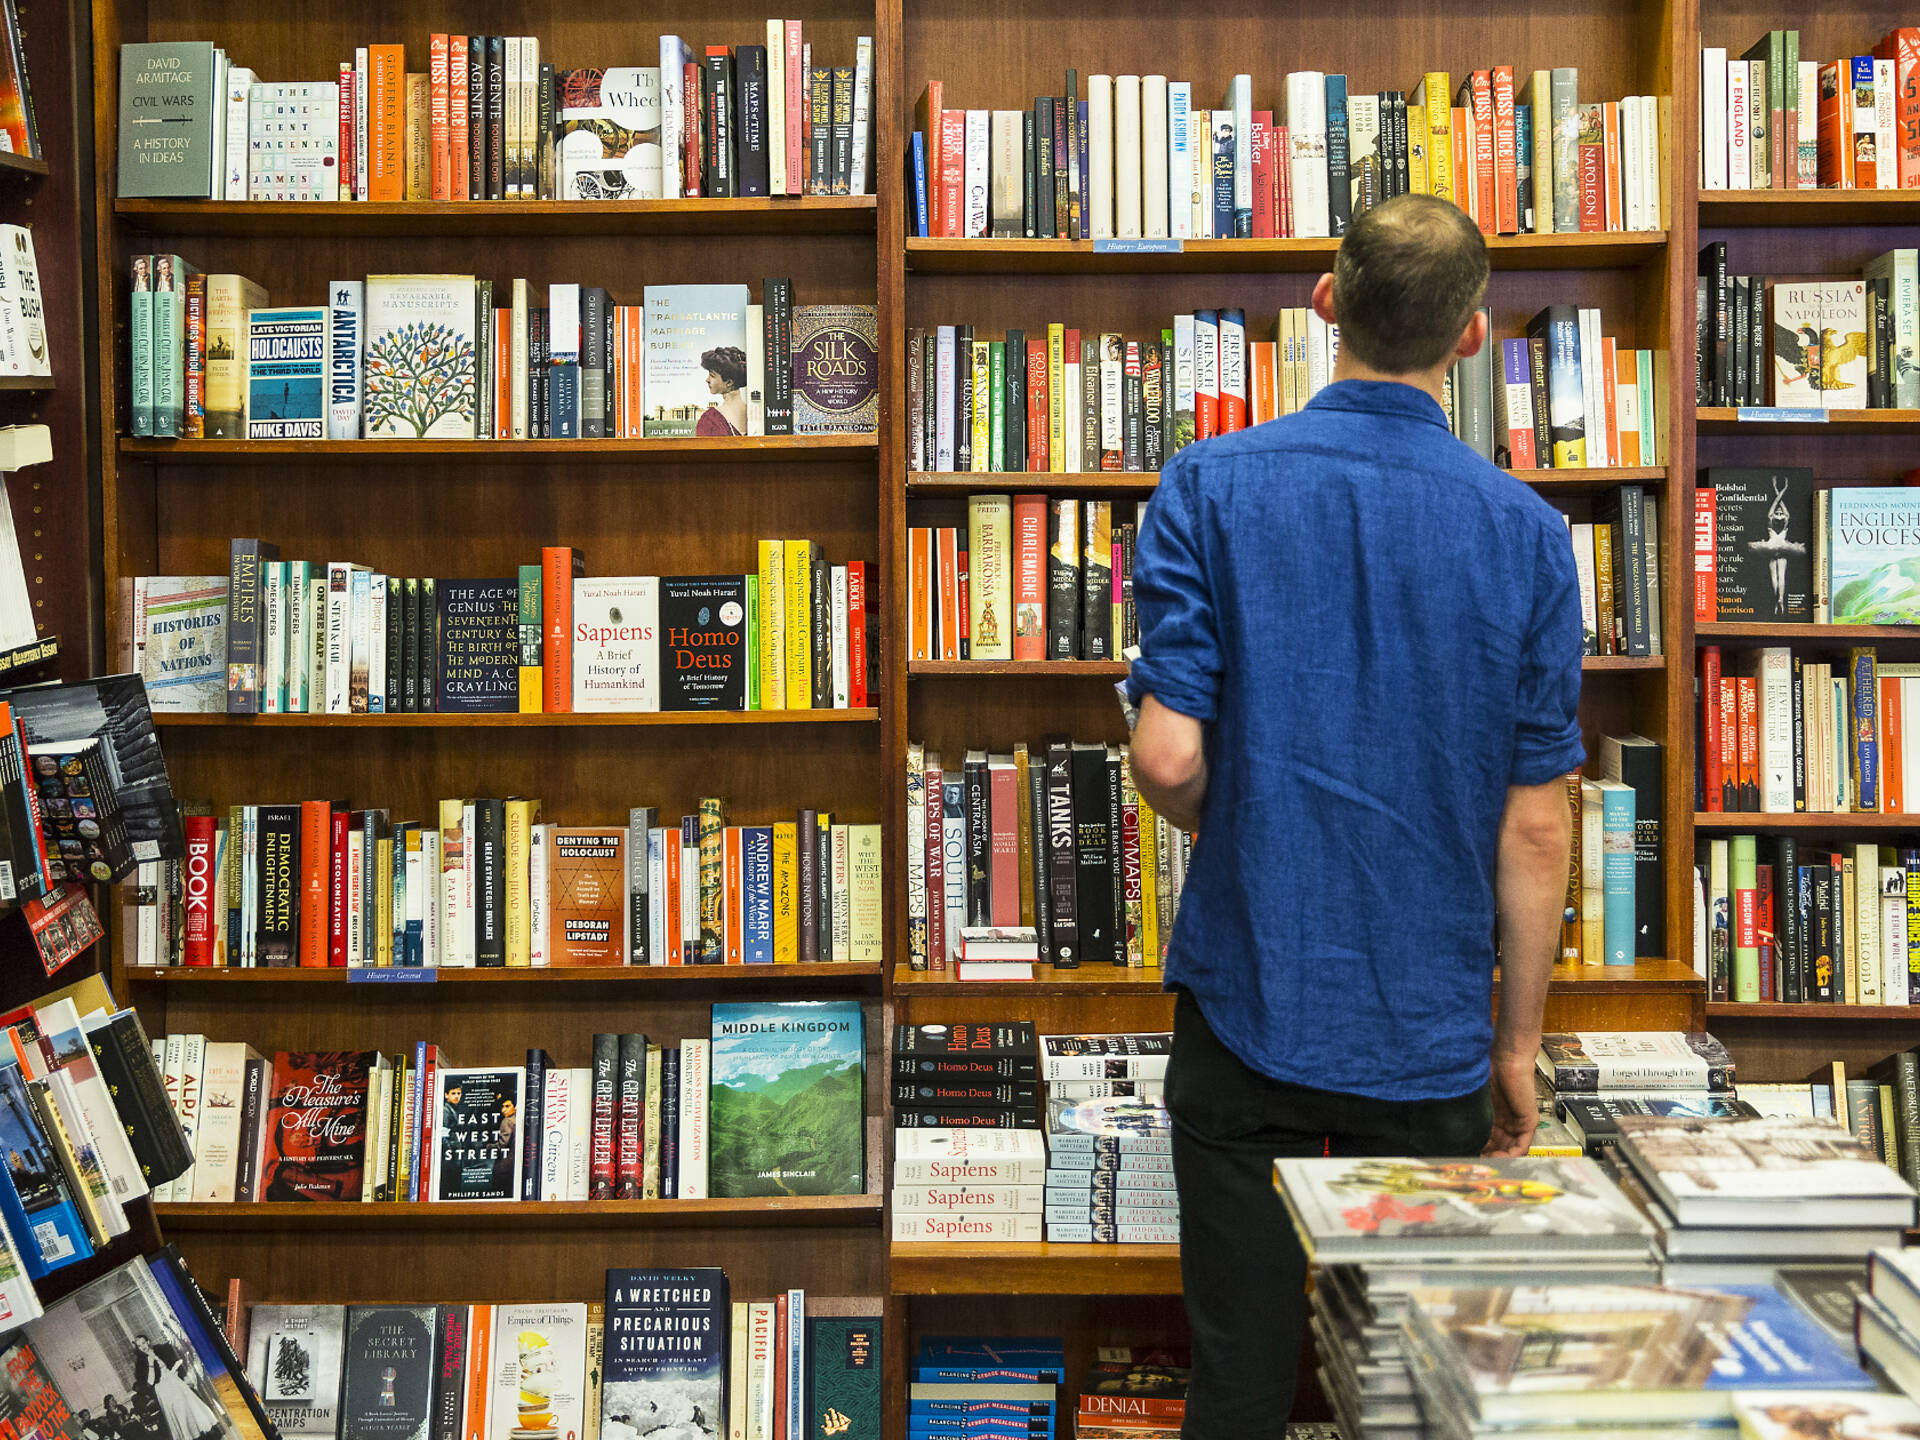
[708,1001,865,1197]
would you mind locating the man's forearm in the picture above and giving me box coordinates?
[1491,823,1571,1069]
[1135,762,1206,834]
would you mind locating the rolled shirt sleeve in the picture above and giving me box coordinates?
[1127,457,1223,724]
[1510,520,1587,786]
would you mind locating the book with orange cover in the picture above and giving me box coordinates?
[299,800,331,967]
[542,547,584,712]
[664,838,683,965]
[1817,60,1852,188]
[368,44,406,202]
[908,526,931,661]
[429,36,450,200]
[546,827,626,965]
[1881,29,1920,188]
[462,1304,492,1440]
[405,72,430,200]
[1251,340,1275,424]
[1493,66,1518,234]
[1598,337,1618,471]
[915,81,945,234]
[937,526,960,660]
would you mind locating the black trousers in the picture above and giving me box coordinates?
[1165,987,1493,1440]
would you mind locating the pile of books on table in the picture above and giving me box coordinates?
[1042,1033,1175,1244]
[1536,1030,1753,1155]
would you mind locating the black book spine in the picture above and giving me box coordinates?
[1071,743,1114,965]
[815,813,832,951]
[590,1031,618,1199]
[1525,335,1552,465]
[921,333,937,470]
[893,1108,1041,1129]
[1776,836,1801,1004]
[1064,71,1081,239]
[831,67,854,195]
[1053,96,1071,239]
[1023,112,1037,238]
[226,538,279,715]
[474,798,506,965]
[810,551,830,708]
[763,278,793,435]
[954,324,974,471]
[1047,498,1080,659]
[705,51,734,198]
[468,37,486,199]
[964,756,989,926]
[1875,278,1894,409]
[809,67,832,195]
[1035,99,1054,239]
[422,577,438,712]
[537,61,556,200]
[1026,756,1052,964]
[1081,499,1111,659]
[582,289,609,439]
[1142,342,1164,473]
[1122,353,1143,471]
[797,807,819,964]
[1120,523,1136,648]
[1104,747,1125,958]
[486,37,506,200]
[1810,862,1833,1002]
[616,1033,645,1199]
[1326,88,1352,236]
[659,1046,680,1198]
[890,1054,1040,1081]
[85,1016,178,1186]
[402,577,421,713]
[233,1054,266,1201]
[1750,271,1770,407]
[521,1048,546,1200]
[1711,242,1731,407]
[1046,740,1079,966]
[735,45,769,197]
[431,1306,470,1440]
[257,804,301,966]
[1791,652,1805,810]
[385,575,405,714]
[1731,275,1749,409]
[533,306,550,439]
[956,532,970,658]
[1694,273,1711,405]
[1005,328,1025,472]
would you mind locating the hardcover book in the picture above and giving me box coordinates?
[245,306,327,440]
[658,576,748,710]
[137,575,228,713]
[545,828,626,966]
[0,1061,90,1271]
[708,1001,864,1197]
[431,1066,524,1202]
[1734,1395,1920,1440]
[1536,1032,1736,1093]
[117,43,218,197]
[364,275,478,438]
[1769,279,1870,409]
[572,578,660,712]
[602,1269,728,1440]
[1614,1115,1917,1215]
[436,579,519,714]
[339,1305,436,1440]
[246,1304,347,1440]
[557,67,662,200]
[1707,467,1813,622]
[487,1304,588,1440]
[641,284,750,437]
[805,1318,881,1440]
[262,1051,376,1202]
[791,305,879,435]
[1829,487,1920,625]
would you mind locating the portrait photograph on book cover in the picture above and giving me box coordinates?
[26,1262,237,1440]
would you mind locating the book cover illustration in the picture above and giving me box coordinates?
[431,1066,523,1202]
[805,1318,880,1440]
[1045,1096,1171,1141]
[138,576,228,713]
[1536,1032,1736,1093]
[262,1050,375,1202]
[1707,469,1812,622]
[558,69,662,200]
[244,305,327,440]
[1613,1115,1915,1202]
[0,1061,91,1270]
[1829,488,1920,625]
[338,1305,435,1440]
[571,579,659,712]
[363,275,477,439]
[436,579,519,714]
[487,1305,587,1440]
[545,828,625,966]
[641,285,750,437]
[602,1269,728,1440]
[245,1304,346,1440]
[657,577,748,711]
[25,1258,240,1440]
[1771,280,1870,408]
[1273,1156,1655,1261]
[708,1001,864,1198]
[791,305,878,435]
[1735,1394,1920,1440]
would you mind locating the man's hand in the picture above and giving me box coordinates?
[1483,1054,1540,1157]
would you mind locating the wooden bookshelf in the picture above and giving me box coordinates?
[1696,407,1920,431]
[1699,189,1920,226]
[910,659,1129,677]
[157,1196,884,1228]
[1693,812,1917,830]
[119,435,877,463]
[0,375,52,392]
[127,962,885,989]
[890,1242,1183,1295]
[152,709,880,728]
[114,195,878,237]
[1696,622,1920,641]
[906,231,1669,275]
[906,465,1667,494]
[1706,1002,1920,1020]
[0,151,49,180]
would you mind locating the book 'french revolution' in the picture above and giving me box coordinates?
[708,1001,864,1197]
[1537,1033,1736,1094]
[546,828,626,965]
[339,1305,436,1440]
[436,579,518,713]
[1707,468,1813,622]
[602,1269,729,1440]
[572,578,660,712]
[246,306,327,439]
[431,1065,524,1202]
[118,42,218,196]
[364,275,478,438]
[262,1050,375,1202]
[658,576,748,710]
[641,285,750,437]
[557,67,662,200]
[486,1303,588,1440]
[246,1304,347,1440]
[1830,488,1920,625]
[1272,1155,1656,1265]
[791,305,879,434]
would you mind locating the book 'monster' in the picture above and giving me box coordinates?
[791,304,878,434]
[708,1001,864,1197]
[545,827,626,966]
[602,1269,728,1439]
[262,1050,376,1201]
[340,1305,435,1440]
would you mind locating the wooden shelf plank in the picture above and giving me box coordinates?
[126,962,882,987]
[0,152,48,179]
[911,661,1129,677]
[891,961,1702,997]
[1699,190,1920,226]
[1697,623,1920,641]
[119,435,876,463]
[1694,813,1917,830]
[904,467,1666,495]
[0,375,52,392]
[1697,409,1920,432]
[1707,1001,1920,1019]
[889,1242,1183,1295]
[114,196,878,237]
[906,232,1667,275]
[154,709,879,729]
[1582,656,1664,671]
[156,1196,883,1228]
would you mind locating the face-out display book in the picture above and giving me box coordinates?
[602,1269,729,1440]
[707,1001,865,1198]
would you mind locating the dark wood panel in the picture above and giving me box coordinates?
[118,197,877,238]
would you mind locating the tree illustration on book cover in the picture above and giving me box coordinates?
[262,1051,375,1202]
[364,321,476,437]
[707,1001,864,1198]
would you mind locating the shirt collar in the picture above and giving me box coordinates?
[1304,378,1451,430]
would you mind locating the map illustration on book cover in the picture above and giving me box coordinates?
[558,69,662,200]
[602,1269,728,1440]
[364,275,478,439]
[658,577,748,711]
[791,305,878,435]
[641,285,749,438]
[339,1305,435,1440]
[708,1001,864,1198]
[1707,468,1813,621]
[486,1304,587,1440]
[431,1067,523,1202]
[246,1304,346,1440]
[245,306,327,440]
[262,1050,375,1202]
[436,580,519,714]
[1829,488,1920,625]
[1272,1156,1655,1263]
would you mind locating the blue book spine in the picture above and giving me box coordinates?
[1853,649,1878,812]
[743,826,773,963]
[1210,113,1234,238]
[550,362,581,438]
[1514,104,1533,231]
[911,132,929,236]
[1601,784,1636,966]
[411,1039,427,1201]
[1499,339,1532,468]
[908,1402,1056,1417]
[1077,102,1089,232]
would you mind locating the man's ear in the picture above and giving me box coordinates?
[1455,307,1489,360]
[1310,273,1337,326]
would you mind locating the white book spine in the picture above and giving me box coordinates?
[1896,251,1920,410]
[934,326,956,470]
[224,66,254,200]
[746,303,764,435]
[1726,61,1750,192]
[528,823,548,967]
[1166,82,1192,240]
[1758,647,1793,812]
[1877,60,1898,188]
[1229,74,1252,228]
[1173,314,1195,421]
[964,110,989,238]
[1193,315,1218,415]
[941,804,966,963]
[260,563,283,714]
[1641,95,1662,229]
[1114,76,1143,239]
[307,576,326,708]
[1219,311,1247,413]
[660,37,684,201]
[421,829,441,966]
[1577,308,1603,468]
[678,1039,709,1199]
[284,563,309,712]
[175,1033,207,1200]
[1858,844,1883,1003]
[830,565,850,709]
[325,279,364,441]
[1887,860,1911,1004]
[1286,72,1330,239]
[367,575,387,712]
[346,829,364,964]
[1701,48,1729,190]
[1063,358,1082,472]
[1088,75,1115,239]
[1570,524,1598,650]
[566,1067,591,1200]
[851,35,873,196]
[539,1064,570,1201]
[208,52,226,200]
[1620,100,1642,231]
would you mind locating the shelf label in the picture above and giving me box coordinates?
[1734,407,1828,423]
[1092,237,1184,254]
[347,967,439,984]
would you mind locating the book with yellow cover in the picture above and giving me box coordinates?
[505,797,539,965]
[1414,73,1452,201]
[772,821,799,963]
[756,540,786,709]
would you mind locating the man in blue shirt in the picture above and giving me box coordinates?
[1126,194,1584,1437]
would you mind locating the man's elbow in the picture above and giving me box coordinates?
[1132,732,1202,799]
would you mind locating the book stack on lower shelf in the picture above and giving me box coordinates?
[1041,1034,1174,1245]
[909,1335,1063,1440]
[891,1022,1042,1239]
[1073,1349,1189,1440]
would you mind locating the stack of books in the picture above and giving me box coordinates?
[1073,1349,1188,1440]
[891,1023,1044,1241]
[1536,1032,1740,1144]
[1858,1248,1920,1402]
[155,1001,867,1205]
[954,926,1041,981]
[1611,1113,1918,1287]
[1701,30,1920,191]
[1273,1155,1659,1440]
[1042,1034,1174,1245]
[910,1337,1063,1440]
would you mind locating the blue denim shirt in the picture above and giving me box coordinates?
[1126,379,1585,1101]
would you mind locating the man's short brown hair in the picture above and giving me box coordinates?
[1330,194,1490,373]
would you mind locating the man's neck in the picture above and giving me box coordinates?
[1331,357,1451,409]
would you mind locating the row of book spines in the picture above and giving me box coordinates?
[1482,330,1665,472]
[1702,31,1920,190]
[1696,646,1920,816]
[907,497,1137,665]
[1566,487,1663,660]
[1571,776,1639,968]
[152,804,881,969]
[904,741,1193,973]
[916,70,1662,241]
[1695,835,1917,1005]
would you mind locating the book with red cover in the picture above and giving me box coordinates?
[1577,104,1604,231]
[1492,66,1517,234]
[1250,112,1275,239]
[939,109,966,237]
[429,34,450,201]
[182,811,217,967]
[541,547,584,713]
[1011,494,1047,661]
[682,62,703,197]
[1702,645,1724,812]
[262,1050,376,1201]
[847,561,868,707]
[1693,487,1716,623]
[988,756,1020,928]
[1470,72,1496,234]
[328,803,350,966]
[723,827,742,964]
[1882,29,1920,188]
[1026,340,1048,471]
[937,528,961,661]
[1736,675,1760,810]
[1275,125,1292,237]
[299,800,331,967]
[338,69,356,201]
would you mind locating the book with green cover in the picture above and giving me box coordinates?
[707,1000,864,1197]
[117,42,218,197]
[1831,488,1920,624]
[805,1316,881,1440]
